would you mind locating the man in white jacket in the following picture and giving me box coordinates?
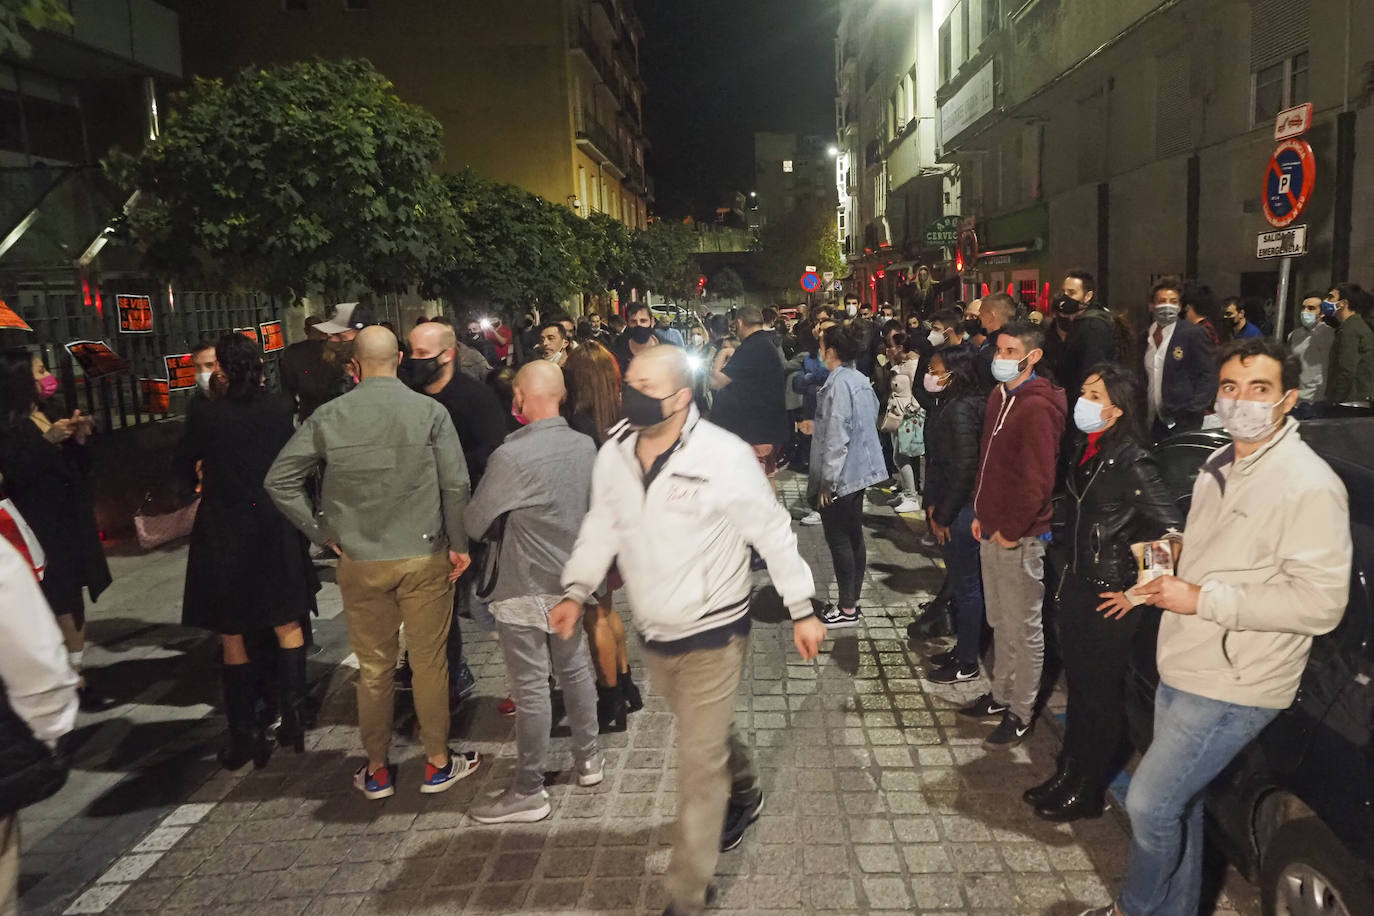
[0,536,79,916]
[1080,337,1351,916]
[550,346,825,916]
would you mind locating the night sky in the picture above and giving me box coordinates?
[637,0,838,219]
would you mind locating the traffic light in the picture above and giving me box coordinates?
[697,276,707,296]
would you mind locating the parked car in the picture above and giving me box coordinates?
[1125,418,1374,916]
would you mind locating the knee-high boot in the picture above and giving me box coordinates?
[219,663,269,771]
[275,646,308,753]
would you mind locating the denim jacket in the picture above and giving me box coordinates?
[810,364,886,498]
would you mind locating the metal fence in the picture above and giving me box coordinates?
[4,273,288,431]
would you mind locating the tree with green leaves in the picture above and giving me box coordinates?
[755,199,844,297]
[429,168,583,310]
[0,0,71,57]
[629,219,699,303]
[105,59,462,301]
[573,211,634,298]
[710,266,745,304]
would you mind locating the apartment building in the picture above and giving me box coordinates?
[934,0,1372,324]
[753,132,837,231]
[172,0,653,230]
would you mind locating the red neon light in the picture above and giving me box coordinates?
[981,283,990,297]
[875,269,885,279]
[955,251,964,273]
[94,286,103,318]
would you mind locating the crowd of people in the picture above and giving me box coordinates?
[0,270,1368,916]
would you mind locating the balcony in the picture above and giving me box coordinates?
[20,0,182,80]
[575,116,626,178]
[571,17,618,103]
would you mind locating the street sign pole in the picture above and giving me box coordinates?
[1274,256,1293,342]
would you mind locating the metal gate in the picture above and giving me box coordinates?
[5,274,288,432]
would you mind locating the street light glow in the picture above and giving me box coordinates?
[827,145,839,157]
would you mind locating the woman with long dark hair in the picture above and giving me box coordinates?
[563,340,643,731]
[920,346,986,684]
[178,333,318,769]
[1025,362,1181,822]
[0,349,111,710]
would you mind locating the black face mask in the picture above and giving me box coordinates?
[961,318,984,338]
[1052,294,1083,316]
[622,383,677,429]
[399,354,445,390]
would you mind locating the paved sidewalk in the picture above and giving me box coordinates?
[22,473,1256,915]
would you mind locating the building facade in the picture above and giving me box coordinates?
[753,132,837,231]
[835,1,961,314]
[933,0,1372,328]
[171,0,653,230]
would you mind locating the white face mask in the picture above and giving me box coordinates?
[195,370,214,393]
[1213,394,1289,442]
[923,371,949,393]
[1299,311,1319,329]
[927,329,946,348]
[992,355,1028,384]
[1073,397,1108,433]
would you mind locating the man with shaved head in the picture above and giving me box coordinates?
[266,325,482,801]
[550,345,826,913]
[462,360,603,824]
[397,320,508,706]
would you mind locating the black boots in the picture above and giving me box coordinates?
[218,663,270,771]
[621,668,644,713]
[597,683,628,733]
[1024,759,1105,822]
[275,646,308,754]
[1022,758,1077,806]
[1034,775,1105,822]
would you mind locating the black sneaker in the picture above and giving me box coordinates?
[720,789,764,851]
[956,693,1008,720]
[983,711,1031,751]
[819,604,863,630]
[449,659,477,704]
[925,648,957,667]
[925,661,979,685]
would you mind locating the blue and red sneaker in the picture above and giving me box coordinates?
[420,749,481,794]
[353,762,395,800]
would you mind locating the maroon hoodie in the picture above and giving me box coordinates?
[972,375,1066,540]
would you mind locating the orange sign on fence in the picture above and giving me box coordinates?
[117,295,153,334]
[165,353,197,390]
[234,326,259,345]
[64,340,127,379]
[259,320,285,353]
[139,378,170,414]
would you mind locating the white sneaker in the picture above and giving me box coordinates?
[470,788,552,824]
[575,754,605,787]
[893,498,922,514]
[799,511,822,526]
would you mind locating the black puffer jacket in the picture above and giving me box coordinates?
[922,390,984,527]
[1059,433,1182,590]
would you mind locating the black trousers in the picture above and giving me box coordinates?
[819,490,866,608]
[1057,571,1143,786]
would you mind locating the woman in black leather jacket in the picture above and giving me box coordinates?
[920,346,986,683]
[1026,363,1182,822]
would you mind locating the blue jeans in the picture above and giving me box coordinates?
[941,504,984,669]
[1118,683,1279,916]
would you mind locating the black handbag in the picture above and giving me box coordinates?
[0,697,68,818]
[473,516,507,601]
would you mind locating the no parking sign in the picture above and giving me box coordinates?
[799,272,821,292]
[1262,139,1315,229]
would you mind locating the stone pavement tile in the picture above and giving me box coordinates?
[1009,872,1070,909]
[860,876,912,909]
[579,877,642,910]
[407,887,472,915]
[949,842,1003,872]
[802,845,849,875]
[300,897,363,916]
[193,843,263,878]
[909,872,966,909]
[962,872,1017,908]
[854,845,902,873]
[892,816,940,843]
[804,874,859,910]
[1000,841,1053,872]
[163,874,235,908]
[104,877,179,912]
[271,865,339,898]
[469,881,530,910]
[903,844,953,874]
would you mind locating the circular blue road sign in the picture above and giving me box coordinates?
[1263,139,1315,229]
[800,272,821,292]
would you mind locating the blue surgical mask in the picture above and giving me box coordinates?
[991,357,1024,384]
[1322,300,1339,316]
[1073,397,1108,433]
[1299,311,1319,329]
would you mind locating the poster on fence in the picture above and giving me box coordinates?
[164,353,197,390]
[259,320,285,353]
[234,326,259,346]
[139,378,170,414]
[117,294,154,334]
[63,340,127,379]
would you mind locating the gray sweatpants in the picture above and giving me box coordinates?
[496,619,600,795]
[978,537,1046,723]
